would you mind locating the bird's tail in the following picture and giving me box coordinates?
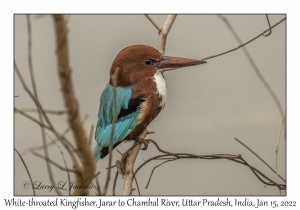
[93,141,123,162]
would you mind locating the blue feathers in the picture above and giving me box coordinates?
[93,84,141,162]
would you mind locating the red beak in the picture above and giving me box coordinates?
[157,56,206,72]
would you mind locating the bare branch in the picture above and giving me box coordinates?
[26,15,61,196]
[146,159,174,189]
[276,107,286,184]
[147,139,179,158]
[46,133,71,195]
[122,131,145,195]
[158,15,177,55]
[93,171,101,196]
[31,150,75,173]
[16,109,84,170]
[144,15,161,32]
[134,177,141,195]
[52,14,95,195]
[217,15,284,117]
[202,17,286,61]
[14,62,38,108]
[134,153,285,191]
[113,171,118,196]
[14,148,36,196]
[15,107,52,130]
[234,138,285,182]
[15,60,77,163]
[88,125,94,146]
[263,15,272,37]
[16,103,80,173]
[19,108,67,115]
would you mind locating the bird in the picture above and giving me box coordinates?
[94,44,206,162]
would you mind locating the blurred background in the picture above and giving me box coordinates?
[14,14,286,196]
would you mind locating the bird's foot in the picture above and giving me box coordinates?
[134,138,149,150]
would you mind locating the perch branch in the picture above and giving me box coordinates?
[122,14,177,196]
[134,153,285,191]
[122,131,145,195]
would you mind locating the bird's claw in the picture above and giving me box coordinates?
[135,138,149,150]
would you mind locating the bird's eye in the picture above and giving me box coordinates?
[145,59,153,65]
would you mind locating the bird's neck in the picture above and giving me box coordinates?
[154,71,167,108]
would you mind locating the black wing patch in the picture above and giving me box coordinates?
[100,142,122,159]
[100,96,145,159]
[117,96,145,119]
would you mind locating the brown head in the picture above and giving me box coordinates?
[109,44,206,86]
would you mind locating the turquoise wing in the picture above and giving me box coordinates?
[93,84,141,162]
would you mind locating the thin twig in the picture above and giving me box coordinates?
[122,14,178,196]
[134,153,285,191]
[89,125,94,146]
[276,107,286,184]
[14,63,38,110]
[46,133,71,195]
[113,170,118,196]
[14,148,36,196]
[94,170,102,195]
[15,107,52,130]
[19,108,67,115]
[27,15,61,196]
[144,15,161,32]
[122,134,144,195]
[95,171,101,196]
[15,61,79,167]
[15,73,79,173]
[217,15,284,117]
[263,15,272,37]
[202,17,286,61]
[31,150,75,172]
[134,177,141,195]
[146,159,174,189]
[102,68,119,196]
[147,139,179,158]
[234,138,285,182]
[93,171,101,179]
[16,106,80,169]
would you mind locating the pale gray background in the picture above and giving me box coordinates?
[14,14,286,196]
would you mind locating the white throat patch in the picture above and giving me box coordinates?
[154,71,167,107]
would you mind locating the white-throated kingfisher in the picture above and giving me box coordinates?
[94,45,206,162]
